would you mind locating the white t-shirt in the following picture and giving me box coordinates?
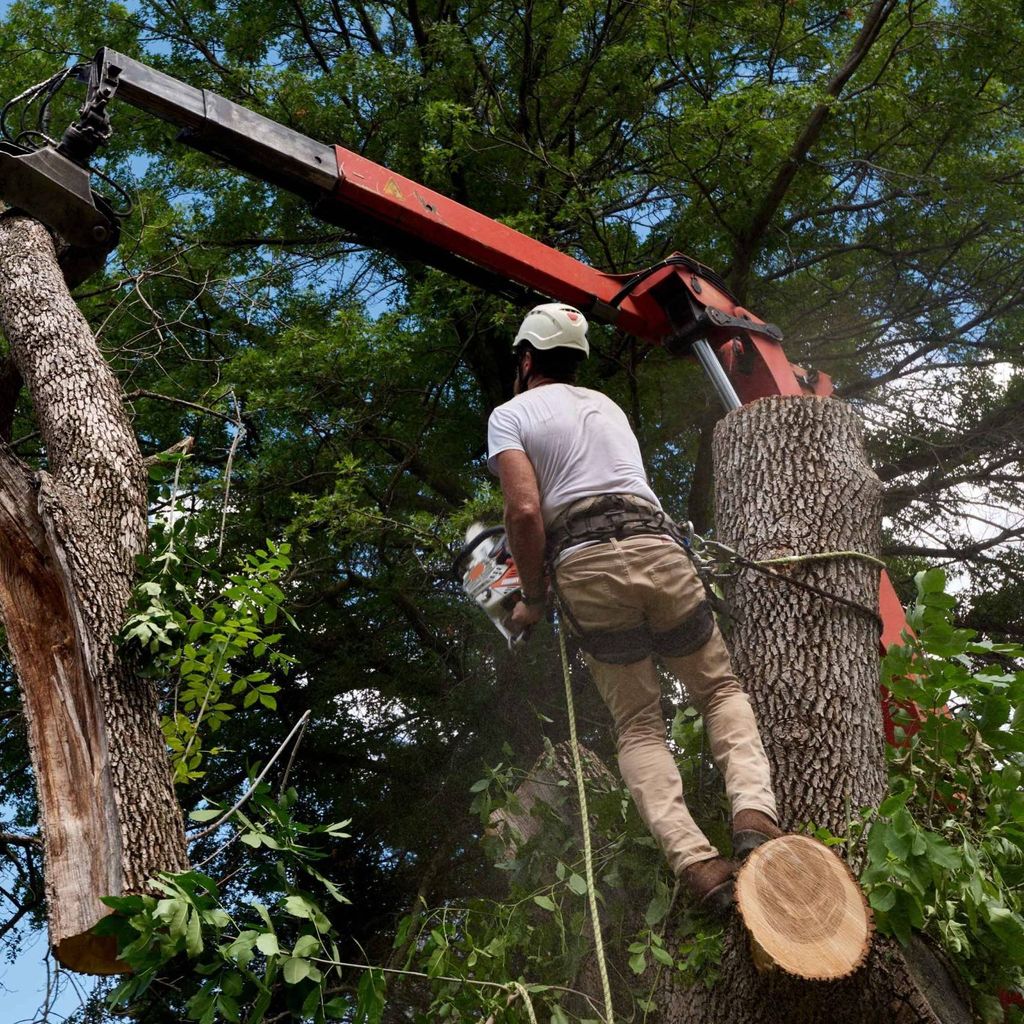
[487,384,662,525]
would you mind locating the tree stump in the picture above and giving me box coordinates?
[646,395,969,1023]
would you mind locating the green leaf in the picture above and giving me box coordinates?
[293,933,320,957]
[283,895,313,918]
[878,790,910,817]
[355,967,386,1024]
[984,904,1024,962]
[651,945,674,967]
[155,898,188,939]
[869,885,897,913]
[567,873,588,896]
[283,956,311,984]
[185,909,203,957]
[644,886,672,926]
[225,931,258,966]
[256,932,280,957]
[628,950,647,975]
[533,894,557,912]
[324,997,352,1019]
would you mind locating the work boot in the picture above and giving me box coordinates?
[732,809,784,860]
[679,856,737,917]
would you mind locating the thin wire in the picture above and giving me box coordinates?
[557,618,615,1024]
[11,128,58,150]
[88,162,135,217]
[0,61,134,220]
[36,65,80,136]
[306,958,544,1019]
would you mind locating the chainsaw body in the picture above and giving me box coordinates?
[455,523,525,647]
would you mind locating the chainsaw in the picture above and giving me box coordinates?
[454,523,529,647]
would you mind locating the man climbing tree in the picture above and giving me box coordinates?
[488,303,783,913]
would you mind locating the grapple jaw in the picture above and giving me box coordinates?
[0,142,120,287]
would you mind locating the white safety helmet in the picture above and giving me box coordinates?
[514,303,589,357]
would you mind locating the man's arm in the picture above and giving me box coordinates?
[495,449,547,632]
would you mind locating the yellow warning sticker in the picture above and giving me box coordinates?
[383,178,404,200]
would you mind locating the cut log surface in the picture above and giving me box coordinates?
[735,835,873,981]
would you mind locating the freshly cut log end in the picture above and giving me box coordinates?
[734,834,873,981]
[55,929,126,975]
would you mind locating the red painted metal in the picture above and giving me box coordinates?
[331,147,663,339]
[330,146,835,406]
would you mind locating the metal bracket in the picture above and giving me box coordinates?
[583,296,621,325]
[60,56,121,165]
[704,306,784,343]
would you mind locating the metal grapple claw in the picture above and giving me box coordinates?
[0,142,120,286]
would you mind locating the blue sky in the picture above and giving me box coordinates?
[0,911,91,1021]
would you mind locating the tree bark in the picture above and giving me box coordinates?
[644,396,966,1022]
[0,214,187,974]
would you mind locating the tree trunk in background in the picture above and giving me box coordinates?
[0,214,187,973]
[652,396,967,1022]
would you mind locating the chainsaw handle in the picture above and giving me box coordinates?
[452,524,507,577]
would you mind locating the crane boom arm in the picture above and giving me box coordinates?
[0,46,907,659]
[86,48,824,406]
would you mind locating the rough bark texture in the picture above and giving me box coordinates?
[714,396,887,833]
[0,214,187,973]
[647,396,964,1023]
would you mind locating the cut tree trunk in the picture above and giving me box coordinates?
[645,396,969,1023]
[490,741,640,1022]
[0,213,187,973]
[734,834,872,980]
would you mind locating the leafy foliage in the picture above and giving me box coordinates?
[98,786,352,1024]
[860,570,1024,1016]
[0,0,1022,1018]
[122,502,296,784]
[383,733,725,1023]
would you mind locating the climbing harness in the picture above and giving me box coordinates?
[545,492,689,565]
[546,492,885,657]
[546,494,718,664]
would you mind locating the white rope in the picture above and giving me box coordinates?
[558,619,615,1023]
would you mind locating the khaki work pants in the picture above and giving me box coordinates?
[555,534,778,875]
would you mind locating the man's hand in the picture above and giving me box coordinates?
[509,597,544,636]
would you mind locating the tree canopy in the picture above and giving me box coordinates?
[0,0,1021,1019]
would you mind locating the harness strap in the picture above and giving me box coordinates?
[545,493,686,564]
[548,493,722,664]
